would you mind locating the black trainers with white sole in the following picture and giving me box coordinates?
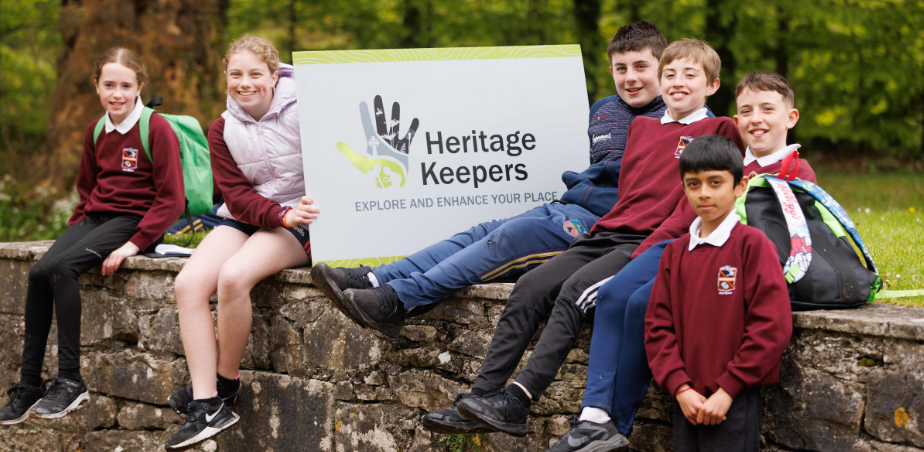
[545,416,628,452]
[164,398,239,449]
[0,383,45,425]
[168,378,240,418]
[31,378,90,420]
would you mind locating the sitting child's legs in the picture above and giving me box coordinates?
[175,226,250,399]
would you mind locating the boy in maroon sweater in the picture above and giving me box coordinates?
[447,39,745,436]
[644,135,792,451]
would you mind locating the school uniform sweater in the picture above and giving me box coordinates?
[208,117,286,229]
[589,116,744,236]
[69,114,184,251]
[631,154,817,258]
[644,220,792,399]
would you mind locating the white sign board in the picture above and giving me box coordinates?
[294,46,590,266]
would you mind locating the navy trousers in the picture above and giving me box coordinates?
[372,203,600,308]
[581,239,674,435]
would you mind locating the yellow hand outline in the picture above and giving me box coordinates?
[337,142,407,188]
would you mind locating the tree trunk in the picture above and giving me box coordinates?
[400,0,422,48]
[776,14,792,144]
[43,0,225,192]
[573,0,602,103]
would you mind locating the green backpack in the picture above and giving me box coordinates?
[92,98,213,219]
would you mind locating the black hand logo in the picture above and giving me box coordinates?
[373,95,420,154]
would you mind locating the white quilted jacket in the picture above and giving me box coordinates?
[217,64,305,220]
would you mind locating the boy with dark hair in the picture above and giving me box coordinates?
[645,135,792,451]
[548,70,814,452]
[311,21,668,345]
[432,39,744,438]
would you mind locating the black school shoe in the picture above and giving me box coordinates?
[457,388,530,437]
[545,416,628,452]
[164,398,239,449]
[311,263,373,328]
[31,378,90,420]
[0,383,45,425]
[168,378,240,418]
[422,392,496,434]
[341,286,406,338]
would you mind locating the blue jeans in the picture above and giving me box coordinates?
[372,203,600,308]
[581,239,674,435]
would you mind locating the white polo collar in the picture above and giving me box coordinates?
[744,143,801,167]
[105,98,144,135]
[661,107,709,125]
[688,211,741,251]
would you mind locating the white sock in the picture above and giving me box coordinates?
[366,272,380,288]
[579,407,611,424]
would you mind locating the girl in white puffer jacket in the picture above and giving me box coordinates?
[166,36,319,449]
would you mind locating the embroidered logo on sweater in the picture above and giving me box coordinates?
[675,136,693,158]
[122,148,139,172]
[718,265,737,295]
[563,220,587,237]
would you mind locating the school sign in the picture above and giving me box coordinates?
[294,46,590,266]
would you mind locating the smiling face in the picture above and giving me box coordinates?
[95,62,143,125]
[610,48,661,108]
[660,57,719,121]
[682,169,746,234]
[734,88,799,158]
[226,50,279,121]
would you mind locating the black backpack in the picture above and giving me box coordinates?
[735,154,881,311]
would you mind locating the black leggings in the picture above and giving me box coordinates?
[20,213,143,386]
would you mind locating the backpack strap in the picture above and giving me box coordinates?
[138,107,155,163]
[779,150,801,181]
[765,176,813,284]
[92,115,107,145]
[787,179,879,276]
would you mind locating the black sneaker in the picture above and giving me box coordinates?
[457,388,530,437]
[422,392,496,434]
[164,399,239,449]
[31,378,90,420]
[0,383,44,425]
[342,286,406,338]
[311,263,372,328]
[546,415,628,452]
[168,378,240,418]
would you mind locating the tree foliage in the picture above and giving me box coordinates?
[0,0,922,187]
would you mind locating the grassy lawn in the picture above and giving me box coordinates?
[815,170,924,307]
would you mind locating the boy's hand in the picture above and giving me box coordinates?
[675,384,707,425]
[285,196,320,226]
[102,241,141,276]
[697,388,733,425]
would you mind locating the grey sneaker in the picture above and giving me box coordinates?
[31,378,90,420]
[546,416,627,452]
[0,383,44,425]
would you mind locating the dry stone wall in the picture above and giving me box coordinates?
[0,241,922,452]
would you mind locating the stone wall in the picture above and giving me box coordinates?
[0,241,921,452]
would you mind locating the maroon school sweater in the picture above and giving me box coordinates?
[68,115,184,251]
[632,157,817,258]
[208,117,285,229]
[644,222,793,399]
[589,117,744,236]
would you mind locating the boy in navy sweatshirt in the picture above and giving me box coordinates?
[644,135,792,451]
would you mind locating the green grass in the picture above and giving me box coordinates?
[816,170,924,307]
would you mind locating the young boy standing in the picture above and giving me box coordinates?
[547,71,813,452]
[438,39,744,437]
[644,135,793,451]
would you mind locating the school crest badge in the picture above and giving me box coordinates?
[718,265,737,295]
[563,220,587,237]
[122,147,138,172]
[675,136,693,158]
